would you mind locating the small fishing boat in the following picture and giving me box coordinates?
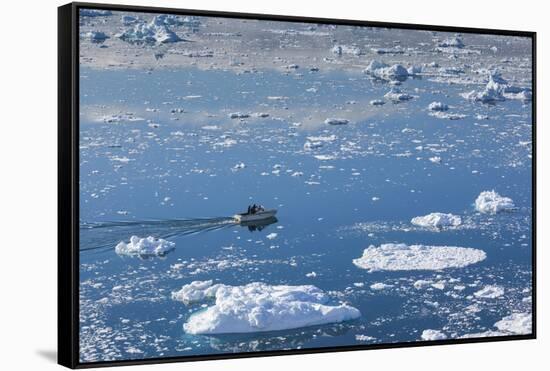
[234,207,277,223]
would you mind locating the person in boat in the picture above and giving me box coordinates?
[247,205,252,214]
[251,204,257,214]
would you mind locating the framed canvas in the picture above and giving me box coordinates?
[58,2,536,368]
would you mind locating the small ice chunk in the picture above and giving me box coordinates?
[411,212,462,229]
[473,285,505,299]
[115,236,175,257]
[353,243,486,272]
[428,102,449,111]
[421,329,448,341]
[475,190,515,214]
[384,88,413,101]
[365,61,409,80]
[81,31,109,43]
[438,37,464,48]
[370,282,393,290]
[325,118,349,125]
[306,272,317,278]
[429,156,442,164]
[370,99,386,106]
[173,281,361,334]
[266,233,278,240]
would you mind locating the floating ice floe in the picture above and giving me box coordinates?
[429,156,442,164]
[411,212,462,229]
[474,190,515,214]
[117,17,182,44]
[494,313,531,335]
[331,44,362,56]
[421,329,448,341]
[370,282,393,290]
[81,31,109,43]
[428,101,449,111]
[384,88,413,102]
[80,9,112,17]
[461,312,532,338]
[473,285,505,299]
[115,236,175,257]
[172,281,361,334]
[353,243,486,272]
[324,118,349,125]
[364,61,409,81]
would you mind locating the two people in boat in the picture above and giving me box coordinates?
[247,204,264,215]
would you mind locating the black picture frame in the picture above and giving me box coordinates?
[58,2,537,368]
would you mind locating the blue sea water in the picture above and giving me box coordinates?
[78,66,532,362]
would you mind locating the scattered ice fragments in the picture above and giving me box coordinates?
[80,9,112,17]
[117,16,182,44]
[364,60,409,81]
[474,190,515,214]
[353,243,486,272]
[324,118,349,125]
[411,212,462,229]
[494,313,532,335]
[473,285,505,299]
[115,236,175,257]
[428,101,449,111]
[172,281,361,334]
[421,329,448,341]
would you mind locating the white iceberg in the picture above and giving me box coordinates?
[421,329,448,341]
[494,313,532,335]
[474,190,515,214]
[117,18,182,44]
[365,61,409,80]
[115,236,175,257]
[473,285,505,299]
[353,243,486,272]
[411,212,462,229]
[172,281,361,334]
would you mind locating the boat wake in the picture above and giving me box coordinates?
[80,217,235,253]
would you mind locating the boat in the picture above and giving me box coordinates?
[233,208,277,223]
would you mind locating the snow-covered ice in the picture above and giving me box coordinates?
[353,243,486,272]
[475,190,515,214]
[115,236,176,257]
[172,281,361,334]
[411,212,462,229]
[494,313,531,335]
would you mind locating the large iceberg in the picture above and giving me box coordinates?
[353,243,486,272]
[463,71,531,103]
[411,212,462,229]
[474,190,515,214]
[117,17,182,44]
[115,235,175,257]
[172,281,361,334]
